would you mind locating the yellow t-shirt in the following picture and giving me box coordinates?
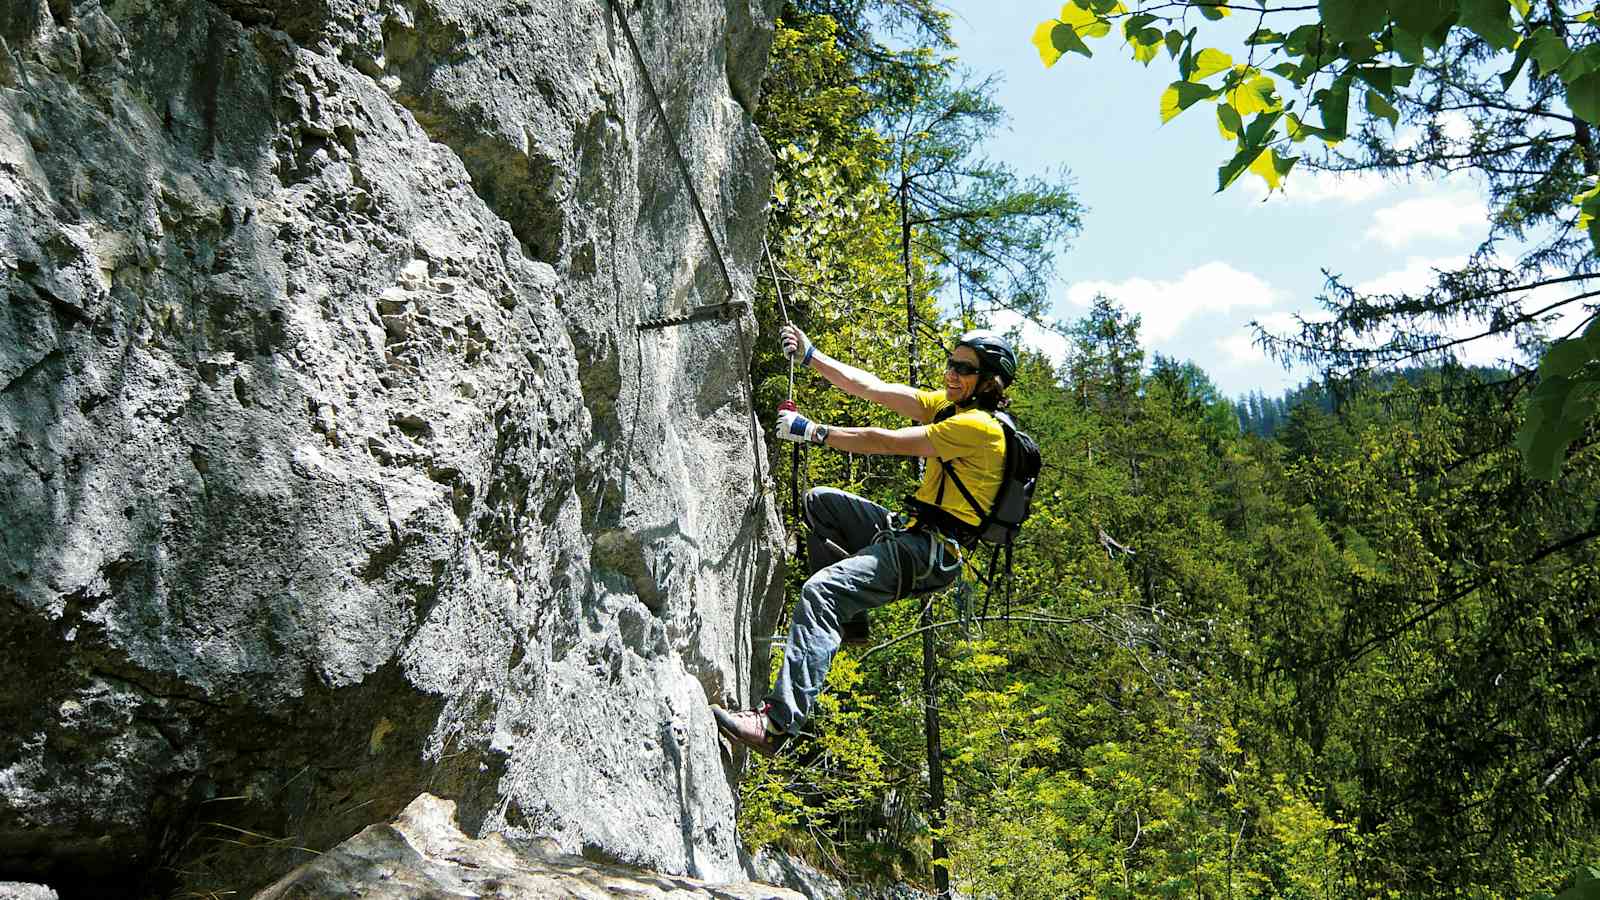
[911,389,1006,527]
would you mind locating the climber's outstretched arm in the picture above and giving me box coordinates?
[774,411,937,458]
[781,324,926,422]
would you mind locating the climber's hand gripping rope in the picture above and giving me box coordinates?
[780,323,814,367]
[775,408,829,445]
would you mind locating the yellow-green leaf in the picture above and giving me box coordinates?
[1198,0,1231,19]
[1161,81,1216,123]
[1133,33,1162,64]
[1249,147,1298,191]
[1058,1,1115,39]
[1284,111,1321,142]
[1193,48,1233,79]
[1231,74,1280,117]
[1033,20,1065,66]
[1033,19,1092,65]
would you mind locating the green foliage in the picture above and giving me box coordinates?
[1033,0,1600,479]
[743,6,1600,896]
[1517,316,1600,478]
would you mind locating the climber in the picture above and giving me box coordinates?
[713,324,1017,757]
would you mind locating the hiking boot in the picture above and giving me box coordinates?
[712,705,788,758]
[841,615,871,646]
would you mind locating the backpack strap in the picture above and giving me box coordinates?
[930,406,1007,540]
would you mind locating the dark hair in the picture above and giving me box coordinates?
[969,375,1010,412]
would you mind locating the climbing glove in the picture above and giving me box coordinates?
[780,323,814,364]
[776,409,829,445]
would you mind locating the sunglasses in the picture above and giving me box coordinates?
[945,358,982,376]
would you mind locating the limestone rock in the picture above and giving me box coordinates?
[254,793,803,899]
[0,885,59,900]
[751,850,849,900]
[0,0,784,895]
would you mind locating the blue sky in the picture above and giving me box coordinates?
[938,1,1504,398]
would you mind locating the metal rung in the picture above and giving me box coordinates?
[636,300,750,331]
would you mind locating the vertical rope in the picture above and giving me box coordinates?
[604,0,766,506]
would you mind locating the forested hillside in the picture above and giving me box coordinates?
[739,4,1600,897]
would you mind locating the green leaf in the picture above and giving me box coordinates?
[1541,337,1600,380]
[1567,71,1600,125]
[1284,110,1325,141]
[1160,80,1217,122]
[1218,144,1267,191]
[1355,65,1415,96]
[1501,35,1534,88]
[1391,0,1456,38]
[1316,76,1354,140]
[1390,25,1426,63]
[1366,89,1400,126]
[1517,370,1600,479]
[1458,0,1518,49]
[1559,45,1600,84]
[1423,12,1458,48]
[1320,0,1388,43]
[1199,0,1231,19]
[1528,29,1573,77]
[1271,61,1302,79]
[1165,28,1186,59]
[1284,23,1326,56]
[1193,48,1234,79]
[1055,20,1094,59]
[1131,27,1165,64]
[1246,28,1284,45]
[1242,109,1283,146]
[1217,102,1244,139]
[1124,12,1159,32]
[1344,36,1385,61]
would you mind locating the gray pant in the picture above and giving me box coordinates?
[764,487,962,735]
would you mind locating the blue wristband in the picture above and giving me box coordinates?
[801,344,815,365]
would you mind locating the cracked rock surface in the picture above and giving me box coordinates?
[0,0,784,896]
[254,793,805,899]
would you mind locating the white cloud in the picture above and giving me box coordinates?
[1365,191,1487,248]
[989,308,1070,367]
[1065,262,1280,343]
[1219,312,1302,364]
[1267,168,1393,205]
[1395,110,1476,153]
[1354,256,1470,296]
[1346,255,1596,369]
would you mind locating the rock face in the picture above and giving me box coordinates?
[254,793,804,899]
[0,0,783,896]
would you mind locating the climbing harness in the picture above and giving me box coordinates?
[874,514,964,604]
[603,0,766,506]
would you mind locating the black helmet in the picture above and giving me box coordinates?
[955,330,1017,386]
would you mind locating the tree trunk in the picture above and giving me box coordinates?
[900,176,917,388]
[921,601,951,898]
